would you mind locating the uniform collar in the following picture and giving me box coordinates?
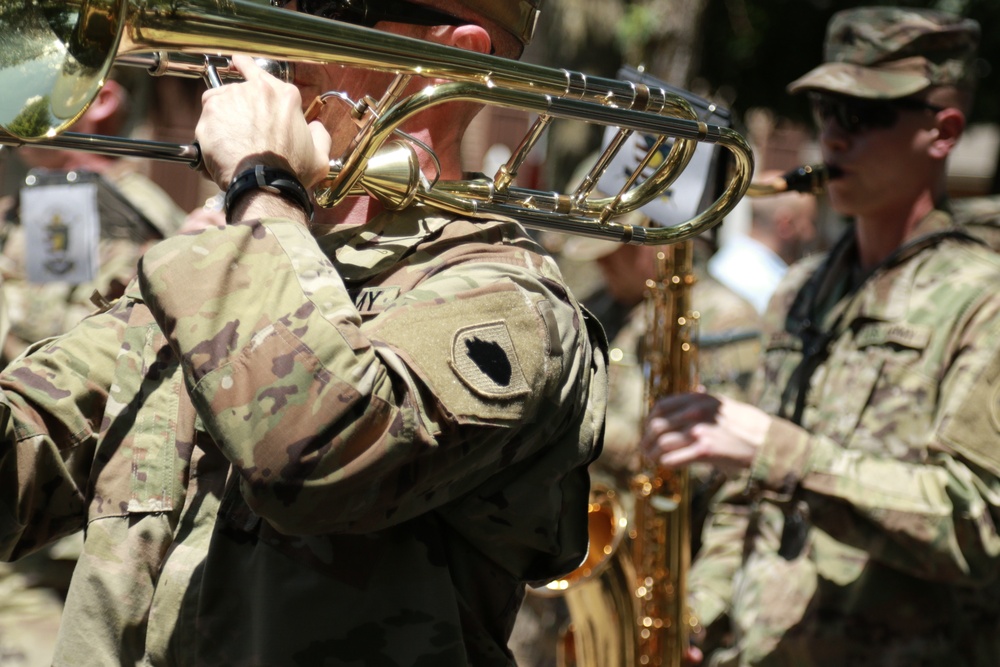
[902,207,955,243]
[788,208,964,330]
[853,208,962,322]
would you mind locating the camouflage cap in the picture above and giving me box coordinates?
[787,7,980,99]
[456,0,541,45]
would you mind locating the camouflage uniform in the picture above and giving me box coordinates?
[0,166,184,667]
[785,8,980,99]
[0,165,185,362]
[512,243,761,667]
[690,212,1000,667]
[952,196,1000,250]
[0,207,607,666]
[687,10,1000,666]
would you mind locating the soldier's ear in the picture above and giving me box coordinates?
[76,80,127,135]
[928,108,965,160]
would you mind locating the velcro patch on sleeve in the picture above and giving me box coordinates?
[451,322,530,399]
[367,285,552,425]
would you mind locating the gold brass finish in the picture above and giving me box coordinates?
[535,241,698,667]
[534,484,637,666]
[0,0,754,245]
[631,239,699,666]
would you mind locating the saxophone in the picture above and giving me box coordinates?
[535,240,698,667]
[631,239,699,666]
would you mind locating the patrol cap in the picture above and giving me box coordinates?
[455,0,541,46]
[787,7,980,99]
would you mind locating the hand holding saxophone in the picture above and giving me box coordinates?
[640,392,771,474]
[196,55,332,190]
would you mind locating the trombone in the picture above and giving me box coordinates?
[0,0,755,245]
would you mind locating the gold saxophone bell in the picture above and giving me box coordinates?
[532,483,638,665]
[0,0,755,246]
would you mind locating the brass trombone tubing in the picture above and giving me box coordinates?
[2,0,755,245]
[0,129,202,165]
[118,1,691,115]
[109,0,712,209]
[1,81,753,245]
[0,88,753,246]
[330,80,706,215]
[7,0,706,138]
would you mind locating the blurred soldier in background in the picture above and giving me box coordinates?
[708,183,818,314]
[644,9,1000,666]
[0,72,187,363]
[0,70,188,667]
[560,228,760,512]
[511,202,761,666]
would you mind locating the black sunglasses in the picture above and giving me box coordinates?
[272,0,470,29]
[809,93,945,135]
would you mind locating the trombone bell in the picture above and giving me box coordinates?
[1,0,120,139]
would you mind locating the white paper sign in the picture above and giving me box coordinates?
[20,181,100,284]
[593,66,731,230]
[597,126,718,229]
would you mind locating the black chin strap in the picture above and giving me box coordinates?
[773,226,982,559]
[778,227,982,426]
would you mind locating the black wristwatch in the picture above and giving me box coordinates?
[224,164,314,223]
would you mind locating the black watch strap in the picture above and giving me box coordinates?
[224,164,314,224]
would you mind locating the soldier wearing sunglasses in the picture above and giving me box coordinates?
[642,8,1000,666]
[0,1,610,666]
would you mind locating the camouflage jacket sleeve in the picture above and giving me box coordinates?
[687,476,755,631]
[0,302,125,560]
[137,216,592,537]
[748,290,1000,585]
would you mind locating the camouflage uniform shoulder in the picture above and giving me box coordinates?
[432,212,554,258]
[107,170,186,238]
[694,271,761,333]
[404,208,571,288]
[951,195,1000,252]
[908,209,1000,276]
[758,250,827,328]
[781,250,828,288]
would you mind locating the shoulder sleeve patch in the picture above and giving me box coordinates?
[451,321,530,399]
[366,284,556,425]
